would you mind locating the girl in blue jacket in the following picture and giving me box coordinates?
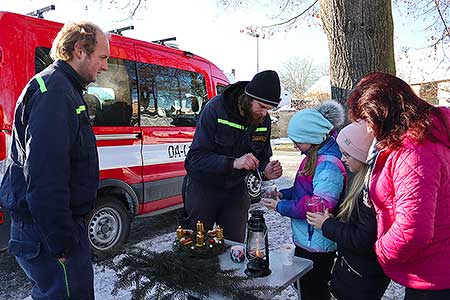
[262,100,346,300]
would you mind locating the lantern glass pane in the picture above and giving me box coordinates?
[246,231,266,259]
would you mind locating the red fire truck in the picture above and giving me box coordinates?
[0,11,230,252]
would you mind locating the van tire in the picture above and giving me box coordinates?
[86,196,131,254]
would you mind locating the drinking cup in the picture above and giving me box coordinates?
[261,181,277,201]
[230,245,245,263]
[306,196,324,213]
[280,243,295,265]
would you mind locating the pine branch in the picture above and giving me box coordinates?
[109,246,280,300]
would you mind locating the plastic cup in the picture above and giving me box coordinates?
[230,245,245,263]
[261,181,277,200]
[280,243,295,265]
[306,196,324,213]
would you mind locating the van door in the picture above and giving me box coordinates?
[214,78,229,95]
[135,45,210,214]
[91,38,143,202]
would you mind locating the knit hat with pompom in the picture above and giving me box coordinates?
[288,100,345,144]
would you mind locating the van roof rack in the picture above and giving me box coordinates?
[109,25,134,36]
[26,5,55,19]
[152,37,176,45]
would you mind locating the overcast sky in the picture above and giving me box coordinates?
[0,0,434,81]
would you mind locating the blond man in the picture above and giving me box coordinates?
[0,21,109,299]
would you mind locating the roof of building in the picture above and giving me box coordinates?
[304,75,330,95]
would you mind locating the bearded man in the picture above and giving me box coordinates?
[182,70,283,242]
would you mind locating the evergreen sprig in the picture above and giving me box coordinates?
[108,246,281,300]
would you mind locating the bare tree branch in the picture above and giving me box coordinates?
[117,0,142,22]
[435,0,450,38]
[260,0,318,29]
[278,57,327,99]
[272,0,291,19]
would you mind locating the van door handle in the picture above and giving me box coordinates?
[95,134,141,141]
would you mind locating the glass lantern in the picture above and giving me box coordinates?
[244,209,271,277]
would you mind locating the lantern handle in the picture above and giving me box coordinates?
[256,168,263,182]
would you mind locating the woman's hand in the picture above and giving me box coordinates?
[261,198,279,211]
[306,209,332,229]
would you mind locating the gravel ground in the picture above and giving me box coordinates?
[0,150,405,299]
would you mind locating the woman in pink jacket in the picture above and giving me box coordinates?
[346,72,450,300]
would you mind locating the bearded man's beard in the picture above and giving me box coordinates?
[239,96,265,126]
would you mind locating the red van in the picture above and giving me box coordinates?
[0,11,230,252]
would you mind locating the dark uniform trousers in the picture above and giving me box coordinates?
[182,175,251,243]
[9,218,94,300]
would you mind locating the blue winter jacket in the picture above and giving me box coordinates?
[277,137,346,252]
[0,60,99,258]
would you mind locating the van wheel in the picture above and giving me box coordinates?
[86,197,131,253]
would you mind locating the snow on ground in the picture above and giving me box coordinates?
[90,207,404,300]
[20,149,405,300]
[271,137,292,145]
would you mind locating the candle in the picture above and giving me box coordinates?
[196,220,204,233]
[196,231,205,247]
[176,225,183,240]
[256,249,262,258]
[249,248,265,259]
[216,225,224,240]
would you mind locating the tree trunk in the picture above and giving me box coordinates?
[319,0,396,108]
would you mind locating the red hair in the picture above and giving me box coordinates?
[346,72,441,149]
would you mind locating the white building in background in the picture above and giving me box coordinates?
[289,75,331,109]
[304,75,331,100]
[301,48,450,109]
[397,48,450,107]
[278,83,293,110]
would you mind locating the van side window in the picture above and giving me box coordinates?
[35,48,138,127]
[137,62,207,127]
[87,58,138,127]
[35,47,53,74]
[216,84,227,95]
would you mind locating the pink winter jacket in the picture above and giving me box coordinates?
[369,107,450,290]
